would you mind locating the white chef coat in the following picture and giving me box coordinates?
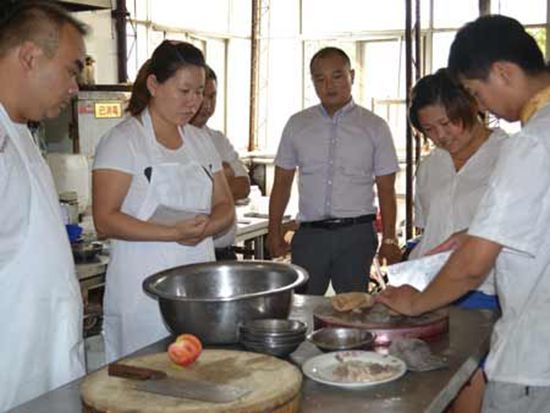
[468,104,550,386]
[0,104,85,410]
[203,126,249,249]
[93,109,222,362]
[411,129,507,295]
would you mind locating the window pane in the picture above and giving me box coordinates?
[270,0,299,37]
[259,39,303,153]
[127,0,148,21]
[432,31,456,72]
[302,0,406,33]
[526,27,547,59]
[204,39,227,135]
[361,40,407,157]
[491,0,546,25]
[226,39,251,152]
[151,0,230,34]
[433,0,478,28]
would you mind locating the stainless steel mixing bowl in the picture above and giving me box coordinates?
[143,261,309,344]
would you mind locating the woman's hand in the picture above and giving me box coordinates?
[174,215,210,246]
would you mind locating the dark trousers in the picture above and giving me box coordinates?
[290,222,378,295]
[215,246,237,261]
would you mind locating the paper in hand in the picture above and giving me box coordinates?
[148,205,208,226]
[386,251,453,291]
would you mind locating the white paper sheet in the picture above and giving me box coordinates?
[148,205,208,226]
[386,251,453,291]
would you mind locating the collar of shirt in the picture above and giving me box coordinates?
[520,84,550,125]
[318,98,356,120]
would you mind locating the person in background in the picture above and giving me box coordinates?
[378,15,550,413]
[76,54,95,86]
[92,41,234,362]
[0,1,87,410]
[191,65,250,260]
[408,68,507,413]
[268,46,401,295]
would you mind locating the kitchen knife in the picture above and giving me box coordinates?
[108,363,250,403]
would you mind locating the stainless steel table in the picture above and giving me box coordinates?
[9,295,495,413]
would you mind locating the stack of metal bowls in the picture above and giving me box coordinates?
[239,319,307,358]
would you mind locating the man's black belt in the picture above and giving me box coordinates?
[300,214,376,230]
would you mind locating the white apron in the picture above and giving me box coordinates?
[0,106,85,411]
[103,109,214,363]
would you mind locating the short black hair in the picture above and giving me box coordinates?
[0,0,88,58]
[409,68,479,133]
[310,47,351,74]
[448,14,545,80]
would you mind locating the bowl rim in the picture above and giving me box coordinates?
[306,327,376,350]
[142,260,309,302]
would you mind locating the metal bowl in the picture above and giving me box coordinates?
[240,340,302,358]
[239,319,307,337]
[307,327,376,352]
[143,261,309,344]
[71,241,103,262]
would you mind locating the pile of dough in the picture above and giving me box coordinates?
[330,292,375,312]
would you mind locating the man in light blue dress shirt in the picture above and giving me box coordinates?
[268,47,401,295]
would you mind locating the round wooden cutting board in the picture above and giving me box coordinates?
[81,350,302,413]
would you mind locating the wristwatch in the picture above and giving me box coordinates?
[381,238,399,246]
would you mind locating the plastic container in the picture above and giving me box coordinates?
[46,153,90,213]
[66,224,83,242]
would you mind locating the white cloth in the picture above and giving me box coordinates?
[0,104,85,411]
[203,126,248,248]
[93,109,220,362]
[411,129,507,295]
[468,104,550,386]
[275,99,399,222]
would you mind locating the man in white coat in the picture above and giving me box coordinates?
[0,1,87,410]
[191,65,250,260]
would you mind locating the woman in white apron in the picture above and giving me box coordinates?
[92,41,234,363]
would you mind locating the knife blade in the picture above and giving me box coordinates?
[108,363,250,403]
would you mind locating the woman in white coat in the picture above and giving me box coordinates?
[408,68,507,413]
[92,41,234,362]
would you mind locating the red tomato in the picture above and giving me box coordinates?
[167,334,203,367]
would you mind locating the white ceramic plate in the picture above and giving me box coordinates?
[302,350,407,388]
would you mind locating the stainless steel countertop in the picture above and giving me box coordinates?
[9,295,495,413]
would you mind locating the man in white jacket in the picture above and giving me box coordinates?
[191,65,250,260]
[379,15,550,413]
[0,1,87,410]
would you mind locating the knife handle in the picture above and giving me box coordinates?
[108,363,167,380]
